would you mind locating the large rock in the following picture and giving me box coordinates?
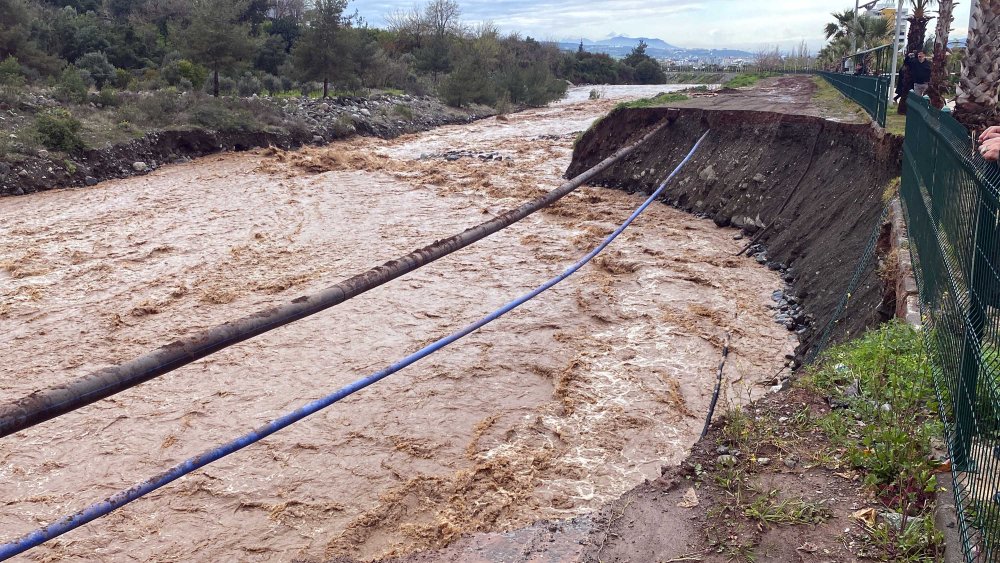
[699,165,717,185]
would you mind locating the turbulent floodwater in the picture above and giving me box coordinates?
[0,85,792,562]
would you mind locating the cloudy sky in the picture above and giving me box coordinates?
[352,1,971,52]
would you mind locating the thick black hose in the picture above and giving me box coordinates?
[700,332,731,439]
[0,118,673,438]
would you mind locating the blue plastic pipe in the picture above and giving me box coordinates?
[0,129,710,561]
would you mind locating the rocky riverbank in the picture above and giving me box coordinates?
[0,93,494,197]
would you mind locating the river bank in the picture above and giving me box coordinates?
[0,92,496,197]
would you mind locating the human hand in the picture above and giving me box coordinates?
[979,136,1000,161]
[980,126,1000,143]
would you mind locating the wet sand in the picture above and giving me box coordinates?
[0,86,793,561]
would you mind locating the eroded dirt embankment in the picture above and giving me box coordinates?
[568,107,903,356]
[0,94,493,197]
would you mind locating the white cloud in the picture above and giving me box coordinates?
[352,0,974,52]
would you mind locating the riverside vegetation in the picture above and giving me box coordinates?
[0,0,675,167]
[699,322,946,561]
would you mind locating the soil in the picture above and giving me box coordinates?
[670,76,868,123]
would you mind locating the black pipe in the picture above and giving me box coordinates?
[0,118,673,438]
[700,331,731,439]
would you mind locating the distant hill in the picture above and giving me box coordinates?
[593,36,679,51]
[557,35,753,61]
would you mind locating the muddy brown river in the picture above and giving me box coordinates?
[0,86,794,561]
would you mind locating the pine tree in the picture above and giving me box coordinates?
[178,0,258,97]
[290,0,350,98]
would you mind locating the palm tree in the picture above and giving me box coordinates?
[899,0,937,114]
[818,15,893,71]
[825,9,857,40]
[856,15,894,49]
[954,0,1000,131]
[928,0,955,108]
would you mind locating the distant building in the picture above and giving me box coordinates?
[866,0,909,46]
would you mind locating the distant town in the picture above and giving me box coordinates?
[557,35,755,67]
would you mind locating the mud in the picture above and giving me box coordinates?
[568,87,903,356]
[670,75,869,122]
[0,85,791,561]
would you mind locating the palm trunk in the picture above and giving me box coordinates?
[955,0,1000,131]
[213,68,219,97]
[323,77,329,98]
[929,0,955,109]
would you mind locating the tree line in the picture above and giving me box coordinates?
[0,0,670,109]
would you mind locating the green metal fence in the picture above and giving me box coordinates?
[818,71,889,127]
[901,92,1000,561]
[816,44,894,128]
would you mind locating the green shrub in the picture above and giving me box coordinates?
[261,73,283,95]
[35,108,84,152]
[133,90,185,126]
[0,83,22,108]
[237,72,262,97]
[211,76,236,96]
[112,68,131,90]
[0,56,25,87]
[54,67,89,104]
[91,87,121,107]
[164,59,208,91]
[190,99,253,131]
[76,52,116,89]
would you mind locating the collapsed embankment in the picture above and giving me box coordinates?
[568,107,904,358]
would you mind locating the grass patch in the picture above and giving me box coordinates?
[723,72,779,89]
[885,109,907,136]
[809,76,871,125]
[392,103,413,120]
[615,92,688,110]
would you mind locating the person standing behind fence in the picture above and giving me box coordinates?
[906,51,932,97]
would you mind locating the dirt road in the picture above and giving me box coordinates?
[0,86,793,561]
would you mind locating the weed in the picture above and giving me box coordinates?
[744,491,831,526]
[797,321,945,557]
[392,103,414,120]
[858,511,943,561]
[92,88,121,108]
[810,76,872,125]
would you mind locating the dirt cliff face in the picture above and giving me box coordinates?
[567,107,904,357]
